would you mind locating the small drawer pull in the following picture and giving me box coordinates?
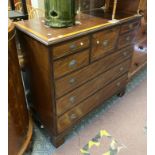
[96,40,100,45]
[123,52,127,56]
[68,60,77,68]
[103,40,109,47]
[70,113,78,120]
[70,44,77,50]
[116,82,121,87]
[69,78,76,85]
[120,67,124,71]
[69,96,76,103]
[129,24,133,29]
[80,42,84,46]
[126,36,130,41]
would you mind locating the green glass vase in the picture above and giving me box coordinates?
[44,0,76,28]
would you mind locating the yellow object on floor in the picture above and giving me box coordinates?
[80,129,126,155]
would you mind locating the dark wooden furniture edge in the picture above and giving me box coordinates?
[17,114,33,155]
[15,15,142,46]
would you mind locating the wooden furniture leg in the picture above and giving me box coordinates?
[117,88,126,97]
[51,135,65,148]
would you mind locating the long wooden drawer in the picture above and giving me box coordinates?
[91,26,120,61]
[54,50,89,79]
[53,36,90,59]
[57,74,128,133]
[55,46,133,98]
[120,20,140,34]
[118,32,135,49]
[56,60,130,116]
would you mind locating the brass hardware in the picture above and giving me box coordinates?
[96,40,100,44]
[103,40,109,47]
[123,52,127,56]
[70,44,76,50]
[68,60,77,68]
[69,96,76,103]
[47,33,52,36]
[116,82,121,87]
[80,42,84,46]
[120,67,124,71]
[70,113,77,120]
[69,78,76,84]
[126,36,130,41]
[129,24,133,29]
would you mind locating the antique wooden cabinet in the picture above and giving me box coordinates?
[15,1,142,147]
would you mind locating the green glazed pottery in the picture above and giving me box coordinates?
[44,0,76,28]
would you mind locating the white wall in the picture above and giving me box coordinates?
[31,0,44,10]
[31,0,39,8]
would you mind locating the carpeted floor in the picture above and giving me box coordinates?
[25,67,147,155]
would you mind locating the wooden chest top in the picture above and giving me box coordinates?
[15,13,141,45]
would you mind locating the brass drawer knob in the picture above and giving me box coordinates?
[116,82,121,87]
[126,36,130,41]
[80,42,84,46]
[69,78,76,85]
[103,40,109,47]
[96,40,100,45]
[120,67,124,71]
[69,96,76,103]
[70,44,77,50]
[129,24,133,29]
[70,113,78,120]
[68,60,77,68]
[123,52,127,56]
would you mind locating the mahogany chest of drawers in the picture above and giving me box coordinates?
[15,13,141,147]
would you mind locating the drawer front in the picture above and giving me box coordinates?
[91,27,120,61]
[54,50,89,79]
[53,36,90,59]
[57,74,128,133]
[118,32,135,49]
[55,46,133,98]
[120,21,140,34]
[56,60,130,116]
[130,51,147,73]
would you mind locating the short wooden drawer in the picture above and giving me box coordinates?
[130,50,147,73]
[55,46,133,98]
[54,50,89,79]
[118,32,135,49]
[53,36,90,59]
[57,74,128,133]
[91,26,120,61]
[56,60,130,116]
[120,21,140,34]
